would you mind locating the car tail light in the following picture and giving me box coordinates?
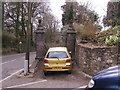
[66,59,71,63]
[44,60,48,63]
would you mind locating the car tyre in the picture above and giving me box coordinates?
[44,71,47,76]
[67,70,72,74]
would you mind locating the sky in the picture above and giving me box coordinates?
[50,0,110,28]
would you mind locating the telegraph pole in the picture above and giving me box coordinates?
[24,2,31,74]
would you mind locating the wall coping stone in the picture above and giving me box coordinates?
[78,43,117,49]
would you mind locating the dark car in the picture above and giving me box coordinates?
[86,65,120,90]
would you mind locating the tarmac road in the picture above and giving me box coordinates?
[1,53,91,89]
[1,52,36,80]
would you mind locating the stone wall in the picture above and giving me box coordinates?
[76,43,118,76]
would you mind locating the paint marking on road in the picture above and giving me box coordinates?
[82,72,92,79]
[0,69,23,83]
[1,59,17,65]
[73,85,87,90]
[6,80,47,88]
[79,71,92,79]
[0,64,32,83]
[77,85,87,88]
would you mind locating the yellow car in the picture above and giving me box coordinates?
[43,47,72,75]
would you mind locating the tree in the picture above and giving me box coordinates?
[61,1,99,26]
[3,2,53,39]
[3,2,60,48]
[103,1,120,27]
[61,1,100,42]
[2,2,4,31]
[61,1,78,25]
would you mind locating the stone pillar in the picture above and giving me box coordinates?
[66,25,76,59]
[35,20,46,60]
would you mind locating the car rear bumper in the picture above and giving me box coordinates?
[44,66,72,71]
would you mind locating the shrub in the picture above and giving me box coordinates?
[73,21,97,42]
[105,35,119,46]
[2,31,35,54]
[2,31,16,48]
[97,25,120,46]
[45,29,60,44]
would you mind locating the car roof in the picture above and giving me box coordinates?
[48,47,67,52]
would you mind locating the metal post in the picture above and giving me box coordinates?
[24,60,28,74]
[24,2,31,74]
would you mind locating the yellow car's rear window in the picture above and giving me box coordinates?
[46,51,68,58]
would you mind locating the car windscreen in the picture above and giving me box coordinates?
[46,51,68,58]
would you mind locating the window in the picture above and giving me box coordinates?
[47,51,68,58]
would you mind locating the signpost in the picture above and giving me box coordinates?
[19,41,22,53]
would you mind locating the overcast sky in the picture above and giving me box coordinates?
[50,0,110,28]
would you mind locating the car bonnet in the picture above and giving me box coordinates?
[93,65,120,79]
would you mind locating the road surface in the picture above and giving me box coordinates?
[1,53,90,89]
[1,52,36,80]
